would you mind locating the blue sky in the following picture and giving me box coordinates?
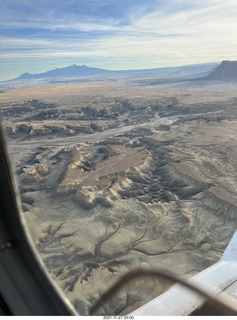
[1,0,237,81]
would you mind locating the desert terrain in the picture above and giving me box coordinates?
[0,76,237,314]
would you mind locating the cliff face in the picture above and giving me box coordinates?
[205,60,237,81]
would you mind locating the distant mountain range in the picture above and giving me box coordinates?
[3,61,237,89]
[16,65,112,80]
[12,63,218,82]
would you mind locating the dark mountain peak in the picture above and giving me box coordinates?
[14,65,111,80]
[17,72,33,80]
[205,60,237,81]
[65,64,80,69]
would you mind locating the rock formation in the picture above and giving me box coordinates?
[1,78,237,315]
[204,60,237,81]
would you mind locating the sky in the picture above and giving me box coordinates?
[1,0,237,81]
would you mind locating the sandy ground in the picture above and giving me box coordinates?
[1,78,237,315]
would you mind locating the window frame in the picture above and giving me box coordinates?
[0,121,77,315]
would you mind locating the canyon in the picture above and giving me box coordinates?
[0,70,237,314]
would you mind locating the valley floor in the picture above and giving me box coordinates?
[1,78,237,315]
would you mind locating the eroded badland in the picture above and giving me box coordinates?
[1,78,237,314]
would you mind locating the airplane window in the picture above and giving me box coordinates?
[1,0,237,316]
[1,71,237,315]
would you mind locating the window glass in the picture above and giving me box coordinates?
[1,78,237,315]
[1,0,237,316]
